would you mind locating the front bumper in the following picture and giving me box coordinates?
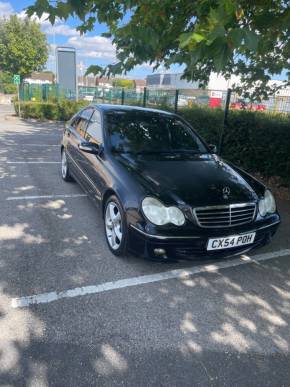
[128,218,280,260]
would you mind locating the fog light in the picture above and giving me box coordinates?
[154,248,166,256]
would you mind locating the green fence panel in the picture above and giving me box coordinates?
[16,83,290,114]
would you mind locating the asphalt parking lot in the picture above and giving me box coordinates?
[1,104,290,386]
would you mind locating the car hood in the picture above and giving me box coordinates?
[115,153,259,206]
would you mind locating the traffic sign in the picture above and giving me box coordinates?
[13,74,21,117]
[13,74,20,84]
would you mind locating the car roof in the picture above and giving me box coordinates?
[92,104,174,115]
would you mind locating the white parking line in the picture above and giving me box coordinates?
[4,144,59,147]
[6,161,60,164]
[6,193,87,201]
[11,249,290,308]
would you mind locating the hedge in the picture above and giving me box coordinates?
[14,101,290,181]
[180,107,290,180]
[14,100,89,121]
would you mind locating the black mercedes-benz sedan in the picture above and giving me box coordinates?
[61,104,280,260]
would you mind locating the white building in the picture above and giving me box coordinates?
[146,72,290,95]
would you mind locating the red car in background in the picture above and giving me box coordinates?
[231,99,266,111]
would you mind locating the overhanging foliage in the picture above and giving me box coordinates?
[27,0,290,99]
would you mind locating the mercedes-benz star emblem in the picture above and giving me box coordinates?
[222,186,231,198]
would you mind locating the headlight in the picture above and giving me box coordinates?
[258,189,276,216]
[142,197,185,226]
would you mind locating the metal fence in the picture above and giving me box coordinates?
[19,83,75,101]
[18,83,290,114]
[18,84,226,112]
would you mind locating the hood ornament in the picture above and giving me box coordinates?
[222,186,231,199]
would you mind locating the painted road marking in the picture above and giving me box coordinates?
[4,144,59,147]
[11,249,290,308]
[6,193,87,201]
[6,161,60,164]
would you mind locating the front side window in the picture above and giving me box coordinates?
[105,110,207,154]
[85,110,102,144]
[75,118,88,138]
[81,107,94,121]
[70,116,80,129]
[71,108,93,138]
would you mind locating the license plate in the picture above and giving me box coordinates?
[207,232,256,251]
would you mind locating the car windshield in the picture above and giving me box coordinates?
[105,110,208,154]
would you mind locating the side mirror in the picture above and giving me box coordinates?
[79,141,100,155]
[208,144,217,154]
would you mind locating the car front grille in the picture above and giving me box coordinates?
[193,203,256,228]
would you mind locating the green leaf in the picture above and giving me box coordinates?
[244,30,259,50]
[101,32,112,38]
[208,8,219,27]
[208,37,229,71]
[179,32,193,48]
[57,2,71,19]
[207,26,226,45]
[213,46,228,71]
[179,32,205,48]
[192,32,206,43]
[48,14,55,25]
[229,28,244,47]
[222,0,236,16]
[190,46,203,65]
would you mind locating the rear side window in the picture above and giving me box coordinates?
[85,110,102,144]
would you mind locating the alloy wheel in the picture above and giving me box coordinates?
[105,202,123,250]
[61,151,67,179]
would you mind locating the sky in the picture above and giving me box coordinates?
[0,0,287,82]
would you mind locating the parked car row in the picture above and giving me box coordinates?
[231,99,266,111]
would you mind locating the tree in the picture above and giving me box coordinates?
[85,65,104,78]
[0,15,48,79]
[27,0,290,99]
[0,71,16,94]
[0,71,12,85]
[112,79,135,89]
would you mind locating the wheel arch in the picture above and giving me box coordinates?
[102,188,118,217]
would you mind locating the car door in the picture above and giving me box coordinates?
[66,107,94,189]
[77,109,105,202]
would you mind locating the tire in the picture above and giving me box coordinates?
[104,195,128,256]
[61,149,73,182]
